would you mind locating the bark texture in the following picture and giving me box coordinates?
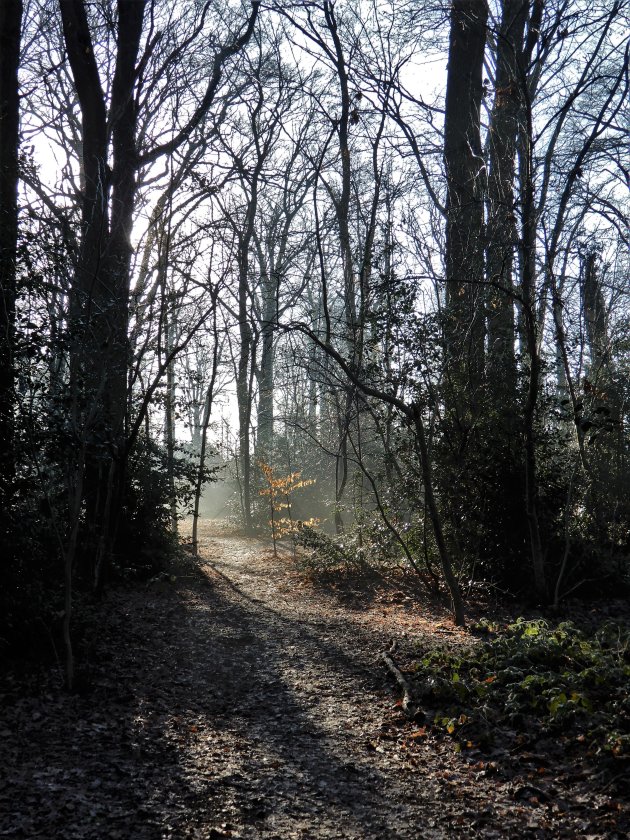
[59,0,147,587]
[486,0,528,406]
[443,0,488,415]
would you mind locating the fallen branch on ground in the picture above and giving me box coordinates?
[381,640,419,719]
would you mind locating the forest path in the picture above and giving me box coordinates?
[179,523,455,839]
[2,522,615,838]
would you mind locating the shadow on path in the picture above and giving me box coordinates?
[157,539,445,838]
[0,535,455,839]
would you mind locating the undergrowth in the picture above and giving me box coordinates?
[293,522,401,573]
[413,618,630,764]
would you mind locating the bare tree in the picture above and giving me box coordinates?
[57,0,259,581]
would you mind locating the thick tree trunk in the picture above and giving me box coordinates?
[94,0,146,589]
[60,0,113,584]
[0,0,22,507]
[107,0,145,442]
[440,0,488,571]
[443,0,488,417]
[60,0,146,587]
[486,0,527,408]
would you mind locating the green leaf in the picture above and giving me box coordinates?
[548,692,568,716]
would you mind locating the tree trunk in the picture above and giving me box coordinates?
[323,0,357,339]
[108,0,145,435]
[443,0,488,418]
[486,0,527,410]
[0,0,22,508]
[59,0,147,587]
[236,252,254,533]
[581,250,610,382]
[256,267,275,465]
[60,0,114,584]
[165,309,178,534]
[192,302,221,555]
[96,0,147,587]
[519,97,547,600]
[440,0,488,570]
[323,1,362,534]
[234,113,266,533]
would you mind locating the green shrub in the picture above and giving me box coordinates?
[413,617,630,761]
[115,435,197,577]
[292,525,353,570]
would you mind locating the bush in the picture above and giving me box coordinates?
[292,525,354,570]
[115,435,197,578]
[0,483,66,665]
[412,617,630,762]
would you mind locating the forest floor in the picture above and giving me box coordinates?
[1,520,628,839]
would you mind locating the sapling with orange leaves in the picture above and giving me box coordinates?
[258,461,319,556]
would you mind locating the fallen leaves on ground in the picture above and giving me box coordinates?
[0,520,628,838]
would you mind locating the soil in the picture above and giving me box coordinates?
[1,520,628,839]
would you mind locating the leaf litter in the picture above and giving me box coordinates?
[0,519,628,838]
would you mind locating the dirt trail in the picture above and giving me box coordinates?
[1,523,622,838]
[181,526,451,839]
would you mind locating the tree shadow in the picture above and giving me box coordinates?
[159,561,423,836]
[1,556,441,839]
